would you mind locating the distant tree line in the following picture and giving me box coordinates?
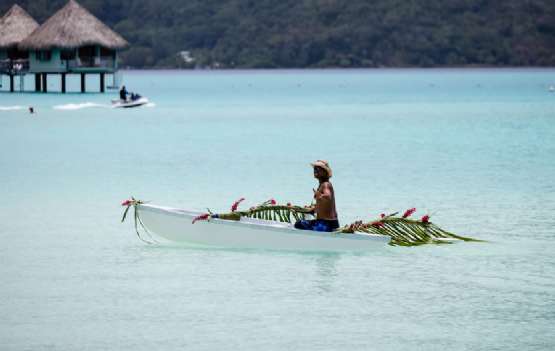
[2,0,554,68]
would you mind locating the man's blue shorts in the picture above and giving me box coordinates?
[294,219,340,232]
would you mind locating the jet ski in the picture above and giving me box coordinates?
[112,93,149,108]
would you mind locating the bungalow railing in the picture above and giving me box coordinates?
[66,57,115,70]
[0,59,30,74]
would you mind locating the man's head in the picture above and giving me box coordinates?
[311,160,332,179]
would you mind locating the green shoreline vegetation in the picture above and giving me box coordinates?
[2,0,554,69]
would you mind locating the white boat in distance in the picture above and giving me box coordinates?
[111,97,149,108]
[135,204,391,251]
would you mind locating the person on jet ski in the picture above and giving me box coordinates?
[119,86,129,101]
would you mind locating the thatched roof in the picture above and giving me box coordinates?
[0,4,39,49]
[19,0,128,50]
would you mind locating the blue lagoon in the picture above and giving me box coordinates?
[1,69,554,350]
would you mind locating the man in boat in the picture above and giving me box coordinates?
[119,85,129,101]
[294,160,339,232]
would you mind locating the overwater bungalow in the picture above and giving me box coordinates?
[4,0,128,93]
[0,4,39,92]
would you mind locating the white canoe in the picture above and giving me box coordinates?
[135,204,391,251]
[112,97,149,108]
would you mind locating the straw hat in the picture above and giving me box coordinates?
[310,160,332,177]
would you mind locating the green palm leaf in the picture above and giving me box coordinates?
[339,216,482,246]
[217,205,313,222]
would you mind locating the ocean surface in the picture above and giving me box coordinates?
[1,69,554,350]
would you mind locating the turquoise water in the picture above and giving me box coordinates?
[1,69,554,350]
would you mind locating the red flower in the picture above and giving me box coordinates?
[121,199,132,206]
[421,215,430,223]
[403,208,416,218]
[192,213,210,224]
[287,202,292,207]
[380,213,385,218]
[371,221,385,228]
[259,198,277,207]
[231,197,245,212]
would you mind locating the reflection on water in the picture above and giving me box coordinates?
[313,253,340,293]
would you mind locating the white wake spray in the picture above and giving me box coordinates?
[0,105,26,111]
[53,102,110,110]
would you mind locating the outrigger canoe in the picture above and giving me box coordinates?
[122,198,480,250]
[133,203,391,251]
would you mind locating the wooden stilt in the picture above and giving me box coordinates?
[61,73,66,93]
[100,73,105,93]
[35,73,41,92]
[9,74,14,92]
[42,73,48,93]
[81,73,85,93]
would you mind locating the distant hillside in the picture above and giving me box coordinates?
[2,0,554,68]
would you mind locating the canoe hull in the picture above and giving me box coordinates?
[136,204,390,251]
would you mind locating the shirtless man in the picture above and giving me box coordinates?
[294,160,339,232]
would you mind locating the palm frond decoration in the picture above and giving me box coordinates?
[213,198,314,223]
[120,197,157,244]
[339,212,482,246]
